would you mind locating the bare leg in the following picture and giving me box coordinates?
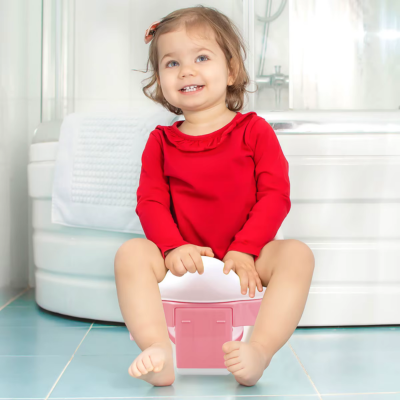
[249,250,315,361]
[114,238,175,387]
[222,244,315,387]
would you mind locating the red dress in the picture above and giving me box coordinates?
[136,111,291,262]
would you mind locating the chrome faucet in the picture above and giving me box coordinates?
[256,65,289,109]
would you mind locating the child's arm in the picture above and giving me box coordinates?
[226,118,291,262]
[136,131,190,259]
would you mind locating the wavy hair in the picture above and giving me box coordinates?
[134,5,257,115]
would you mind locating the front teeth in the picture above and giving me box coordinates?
[182,86,201,92]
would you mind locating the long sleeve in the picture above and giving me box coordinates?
[135,131,190,259]
[226,118,291,261]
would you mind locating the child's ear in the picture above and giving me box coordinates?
[228,58,238,86]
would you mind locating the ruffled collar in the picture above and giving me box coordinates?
[156,111,257,152]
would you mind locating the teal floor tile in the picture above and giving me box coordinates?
[50,397,321,400]
[0,286,29,308]
[2,286,400,398]
[291,327,400,395]
[0,355,70,398]
[0,303,93,328]
[0,326,89,356]
[75,325,140,356]
[49,344,318,398]
[324,395,400,400]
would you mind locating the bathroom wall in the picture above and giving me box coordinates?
[0,0,42,288]
[64,0,244,114]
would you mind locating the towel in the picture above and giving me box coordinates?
[51,106,174,234]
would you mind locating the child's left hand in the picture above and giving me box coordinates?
[222,251,264,298]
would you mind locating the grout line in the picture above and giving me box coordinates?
[0,391,400,399]
[321,392,400,397]
[38,396,322,399]
[288,340,323,400]
[1,393,400,399]
[0,285,31,311]
[44,322,95,400]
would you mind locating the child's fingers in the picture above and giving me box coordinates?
[255,273,263,292]
[248,275,257,298]
[223,259,234,275]
[239,270,261,297]
[236,269,249,295]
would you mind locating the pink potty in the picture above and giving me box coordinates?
[129,229,283,375]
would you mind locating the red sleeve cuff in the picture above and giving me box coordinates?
[161,241,191,260]
[226,242,261,261]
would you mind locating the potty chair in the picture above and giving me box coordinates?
[129,228,284,375]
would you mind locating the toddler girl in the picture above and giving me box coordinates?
[115,5,314,389]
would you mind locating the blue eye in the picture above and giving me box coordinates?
[166,54,209,68]
[166,60,178,68]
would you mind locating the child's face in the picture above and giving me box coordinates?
[156,27,235,112]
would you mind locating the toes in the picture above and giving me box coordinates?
[142,355,154,373]
[224,349,240,361]
[222,341,241,354]
[225,357,240,368]
[150,354,164,372]
[225,356,244,374]
[229,363,245,374]
[129,362,142,377]
[136,358,149,375]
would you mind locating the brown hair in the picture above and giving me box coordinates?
[135,5,257,115]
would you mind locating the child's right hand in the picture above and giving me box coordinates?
[165,244,214,277]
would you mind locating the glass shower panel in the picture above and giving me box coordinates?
[40,0,400,116]
[252,0,289,111]
[289,0,400,110]
[41,0,75,122]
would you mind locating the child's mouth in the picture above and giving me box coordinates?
[179,85,205,94]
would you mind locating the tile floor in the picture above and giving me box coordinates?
[0,286,399,400]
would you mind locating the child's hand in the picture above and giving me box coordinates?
[222,251,263,298]
[165,244,214,277]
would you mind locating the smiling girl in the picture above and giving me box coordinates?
[114,5,315,388]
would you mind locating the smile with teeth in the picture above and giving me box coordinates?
[180,85,204,92]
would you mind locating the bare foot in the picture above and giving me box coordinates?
[128,342,175,387]
[222,341,272,387]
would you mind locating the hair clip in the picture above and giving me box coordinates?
[144,20,161,44]
[131,20,161,72]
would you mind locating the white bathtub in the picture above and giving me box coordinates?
[28,111,400,325]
